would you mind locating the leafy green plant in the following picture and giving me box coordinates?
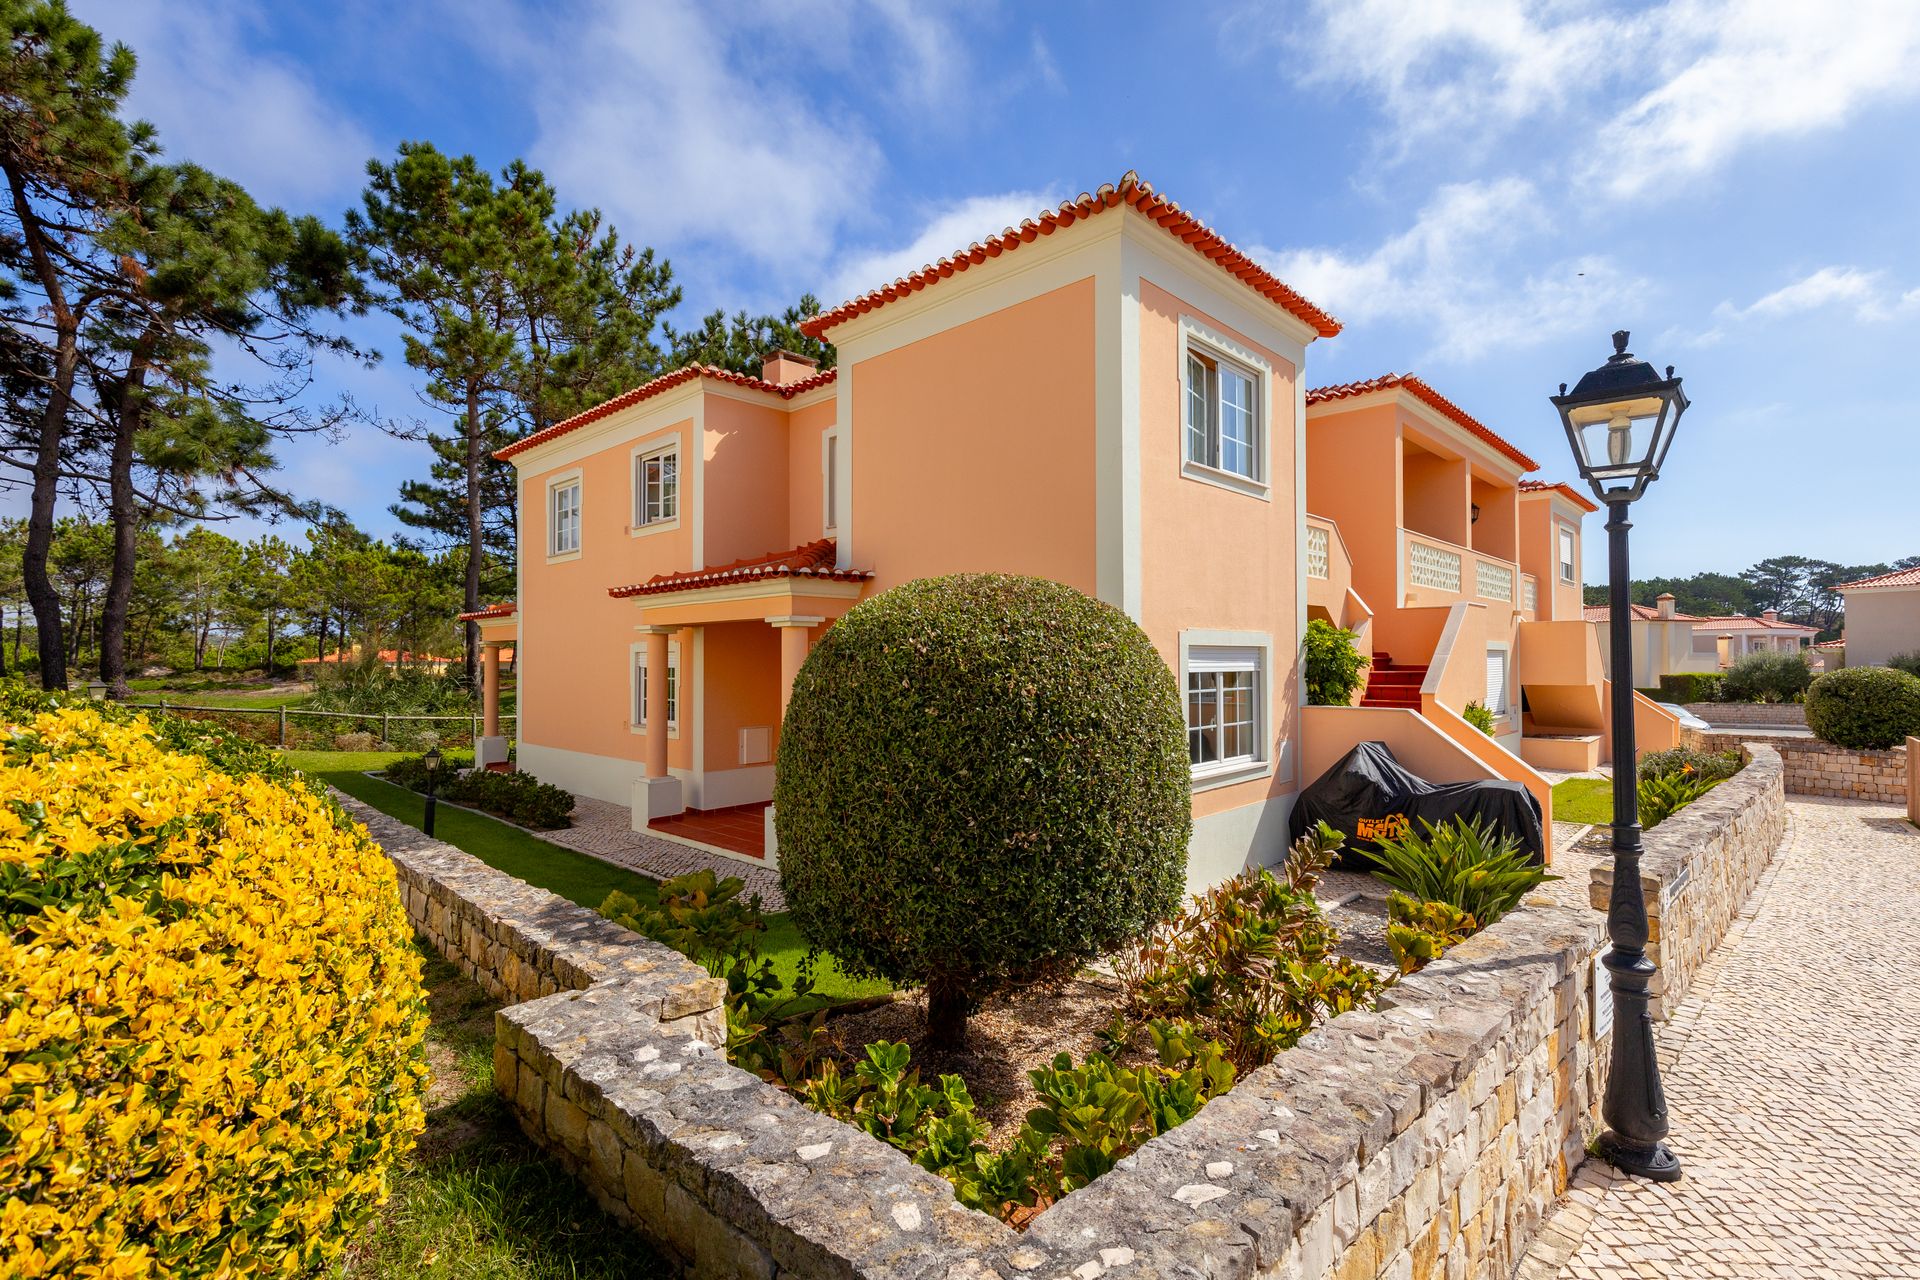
[1362,816,1556,926]
[1719,651,1812,704]
[1888,651,1920,679]
[1115,822,1382,1069]
[1805,666,1920,749]
[1637,771,1716,829]
[1385,893,1477,974]
[1461,700,1496,735]
[1657,672,1725,704]
[776,574,1190,1049]
[385,756,573,828]
[1304,618,1371,706]
[1639,747,1742,784]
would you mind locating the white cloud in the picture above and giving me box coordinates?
[1257,179,1644,362]
[72,0,375,210]
[1283,0,1920,198]
[823,188,1059,307]
[1702,266,1920,338]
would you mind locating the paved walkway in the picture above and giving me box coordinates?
[1520,798,1920,1279]
[541,794,787,909]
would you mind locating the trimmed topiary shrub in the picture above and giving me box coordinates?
[1805,666,1920,749]
[1720,651,1813,703]
[0,700,428,1278]
[385,755,574,829]
[1303,618,1370,705]
[775,574,1190,1048]
[1658,672,1725,703]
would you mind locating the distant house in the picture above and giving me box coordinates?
[296,645,486,675]
[1587,595,1819,685]
[1692,611,1820,664]
[1836,566,1920,667]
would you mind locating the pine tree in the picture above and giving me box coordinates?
[666,294,835,373]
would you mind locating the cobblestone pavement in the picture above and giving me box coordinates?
[540,794,786,909]
[1519,798,1920,1279]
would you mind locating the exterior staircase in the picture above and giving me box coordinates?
[1361,653,1427,710]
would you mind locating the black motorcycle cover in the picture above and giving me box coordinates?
[1287,740,1545,867]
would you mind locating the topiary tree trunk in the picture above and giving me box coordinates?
[925,973,971,1050]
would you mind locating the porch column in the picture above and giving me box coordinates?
[768,615,824,718]
[475,641,509,768]
[631,626,684,826]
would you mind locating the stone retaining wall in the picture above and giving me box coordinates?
[1686,731,1907,803]
[1589,745,1786,1019]
[343,792,1620,1280]
[1683,701,1805,727]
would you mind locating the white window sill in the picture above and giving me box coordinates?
[546,548,582,564]
[628,724,681,739]
[628,518,681,540]
[1189,758,1272,793]
[1181,460,1270,501]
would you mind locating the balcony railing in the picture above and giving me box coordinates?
[1404,530,1520,609]
[1408,537,1462,592]
[1307,524,1331,579]
[1522,574,1539,617]
[1475,558,1514,603]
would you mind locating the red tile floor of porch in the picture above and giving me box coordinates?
[646,800,769,860]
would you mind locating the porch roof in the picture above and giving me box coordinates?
[608,539,870,598]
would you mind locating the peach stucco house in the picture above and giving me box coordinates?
[1835,566,1920,668]
[465,174,1675,885]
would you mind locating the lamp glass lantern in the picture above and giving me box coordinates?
[423,745,443,775]
[1552,330,1687,504]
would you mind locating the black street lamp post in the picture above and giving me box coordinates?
[1552,330,1688,1183]
[422,745,443,838]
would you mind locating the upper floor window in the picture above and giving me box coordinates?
[1557,525,1577,584]
[634,445,678,528]
[1185,348,1260,481]
[822,430,840,534]
[550,478,581,556]
[1187,645,1263,774]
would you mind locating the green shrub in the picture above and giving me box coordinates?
[1639,747,1743,784]
[775,574,1190,1048]
[1385,893,1477,974]
[385,756,574,828]
[1113,822,1383,1069]
[1657,672,1725,703]
[1805,666,1920,749]
[1887,651,1920,678]
[1719,651,1812,704]
[1304,618,1370,705]
[1362,816,1557,926]
[1637,771,1717,828]
[1461,700,1496,735]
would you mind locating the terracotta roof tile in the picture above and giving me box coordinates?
[495,365,837,462]
[1517,479,1599,512]
[1698,615,1821,633]
[1307,374,1539,472]
[1583,603,1703,623]
[609,539,872,598]
[802,172,1341,341]
[457,602,517,622]
[1839,565,1920,590]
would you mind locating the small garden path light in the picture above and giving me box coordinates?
[422,744,443,838]
[1552,329,1689,1183]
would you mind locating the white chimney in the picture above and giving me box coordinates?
[1656,593,1676,619]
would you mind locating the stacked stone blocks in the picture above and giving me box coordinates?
[1686,731,1905,803]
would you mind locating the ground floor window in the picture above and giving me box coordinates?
[1186,646,1262,772]
[1485,645,1509,717]
[633,644,680,730]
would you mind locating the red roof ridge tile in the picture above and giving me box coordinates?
[1517,478,1599,513]
[457,601,517,622]
[495,364,838,462]
[1838,565,1920,590]
[608,539,873,599]
[801,173,1341,341]
[1307,373,1540,472]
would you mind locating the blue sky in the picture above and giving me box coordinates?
[64,0,1920,579]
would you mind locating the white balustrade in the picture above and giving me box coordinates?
[1409,539,1463,592]
[1307,525,1330,579]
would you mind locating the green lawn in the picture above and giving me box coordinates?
[342,943,668,1279]
[1551,777,1614,825]
[287,750,882,1004]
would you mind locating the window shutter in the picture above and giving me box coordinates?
[1188,646,1261,674]
[1485,648,1507,715]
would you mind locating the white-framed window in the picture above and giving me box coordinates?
[633,443,678,529]
[1185,644,1264,775]
[1557,524,1577,584]
[632,642,680,734]
[548,475,582,557]
[1485,645,1509,718]
[1184,345,1261,481]
[822,428,841,534]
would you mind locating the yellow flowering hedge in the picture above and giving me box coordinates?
[0,699,427,1279]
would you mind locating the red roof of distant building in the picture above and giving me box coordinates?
[608,539,872,598]
[1582,603,1703,624]
[1698,614,1821,634]
[1517,479,1599,513]
[1839,565,1920,590]
[1813,638,1846,649]
[297,649,453,665]
[494,365,838,461]
[802,172,1341,341]
[458,602,517,622]
[1307,374,1540,472]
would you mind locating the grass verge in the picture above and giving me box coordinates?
[286,750,884,1005]
[340,944,671,1279]
[1551,777,1613,826]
